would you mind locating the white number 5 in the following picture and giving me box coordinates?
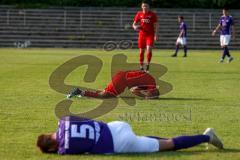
[71,124,95,140]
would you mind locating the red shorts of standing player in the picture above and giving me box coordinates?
[67,70,160,99]
[132,1,158,72]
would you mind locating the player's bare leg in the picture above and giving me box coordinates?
[158,139,175,151]
[172,42,179,57]
[146,45,152,72]
[139,48,145,71]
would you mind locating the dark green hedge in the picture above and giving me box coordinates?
[0,0,239,8]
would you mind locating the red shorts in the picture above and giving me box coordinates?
[104,71,127,96]
[138,34,154,49]
[104,82,118,96]
[103,71,157,96]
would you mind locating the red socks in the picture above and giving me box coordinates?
[140,50,152,66]
[84,90,101,98]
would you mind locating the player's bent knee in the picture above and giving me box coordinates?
[159,139,175,151]
[146,46,152,51]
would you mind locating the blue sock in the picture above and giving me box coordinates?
[183,46,187,55]
[174,45,179,55]
[225,46,231,58]
[173,135,210,150]
[222,47,228,59]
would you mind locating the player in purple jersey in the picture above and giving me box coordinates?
[172,16,188,57]
[37,116,223,155]
[212,8,236,63]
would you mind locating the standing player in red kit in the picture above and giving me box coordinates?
[67,70,160,99]
[132,1,158,72]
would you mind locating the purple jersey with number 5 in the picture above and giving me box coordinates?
[56,116,114,154]
[219,16,234,35]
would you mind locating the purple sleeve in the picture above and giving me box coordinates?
[219,17,222,25]
[184,23,187,30]
[57,119,66,154]
[180,23,187,32]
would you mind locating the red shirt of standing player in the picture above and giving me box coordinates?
[67,70,160,99]
[132,1,158,72]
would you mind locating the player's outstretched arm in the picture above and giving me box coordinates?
[154,22,159,41]
[212,24,221,36]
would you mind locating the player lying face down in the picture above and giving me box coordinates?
[37,116,223,155]
[67,70,160,99]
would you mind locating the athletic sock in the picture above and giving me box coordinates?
[146,64,150,71]
[139,50,144,66]
[222,47,228,59]
[183,45,187,56]
[147,51,152,64]
[174,45,179,55]
[172,135,210,150]
[225,46,231,58]
[84,90,101,98]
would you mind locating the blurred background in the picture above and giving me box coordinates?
[0,0,239,49]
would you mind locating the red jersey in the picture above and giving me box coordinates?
[133,11,157,36]
[104,71,156,96]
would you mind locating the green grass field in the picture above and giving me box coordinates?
[0,48,240,160]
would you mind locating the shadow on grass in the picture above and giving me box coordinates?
[158,97,212,101]
[63,148,240,158]
[170,71,240,75]
[113,148,240,157]
[119,96,212,101]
